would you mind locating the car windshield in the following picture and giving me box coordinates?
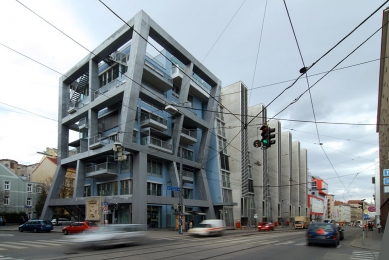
[197,224,212,228]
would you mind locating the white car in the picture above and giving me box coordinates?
[188,219,225,236]
[51,218,72,226]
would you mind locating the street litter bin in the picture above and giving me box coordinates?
[236,220,241,229]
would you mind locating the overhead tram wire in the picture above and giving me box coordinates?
[248,0,268,105]
[201,0,246,63]
[270,19,389,120]
[97,0,243,126]
[283,0,351,197]
[246,0,389,127]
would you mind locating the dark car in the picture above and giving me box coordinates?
[62,222,99,235]
[19,220,53,233]
[306,222,339,247]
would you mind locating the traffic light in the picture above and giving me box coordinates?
[358,201,364,209]
[260,125,269,146]
[268,127,276,147]
[113,203,118,210]
[253,139,261,148]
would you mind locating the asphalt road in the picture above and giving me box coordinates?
[0,226,379,260]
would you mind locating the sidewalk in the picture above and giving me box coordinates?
[350,228,383,251]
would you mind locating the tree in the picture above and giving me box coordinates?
[35,187,47,217]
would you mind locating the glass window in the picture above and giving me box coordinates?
[36,186,42,194]
[27,184,32,192]
[222,189,232,203]
[220,152,230,171]
[222,171,231,188]
[84,186,91,197]
[4,181,10,190]
[107,69,112,83]
[120,180,133,195]
[113,65,119,80]
[183,188,193,199]
[4,196,9,205]
[27,198,32,206]
[147,182,162,196]
[147,159,162,176]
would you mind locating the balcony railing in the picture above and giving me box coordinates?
[192,72,211,93]
[120,187,131,195]
[182,170,194,178]
[86,162,118,179]
[68,146,88,157]
[141,136,172,153]
[181,128,197,139]
[99,189,117,196]
[89,134,115,149]
[147,189,162,196]
[94,79,126,99]
[78,117,88,131]
[140,113,168,131]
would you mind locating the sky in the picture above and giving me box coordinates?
[0,0,385,203]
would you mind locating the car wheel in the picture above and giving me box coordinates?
[33,228,38,233]
[19,227,23,232]
[64,230,68,235]
[306,242,311,246]
[46,230,51,232]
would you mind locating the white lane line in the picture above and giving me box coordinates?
[0,244,27,249]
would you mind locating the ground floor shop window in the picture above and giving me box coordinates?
[147,206,161,228]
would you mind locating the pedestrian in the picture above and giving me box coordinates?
[2,216,6,226]
[56,217,59,226]
[189,221,193,229]
[185,221,189,232]
[377,223,381,233]
[19,216,25,225]
[0,216,3,227]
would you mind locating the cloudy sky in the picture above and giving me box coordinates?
[0,0,385,203]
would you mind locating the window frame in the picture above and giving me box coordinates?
[4,181,10,190]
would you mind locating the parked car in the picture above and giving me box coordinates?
[69,224,147,247]
[306,222,339,247]
[19,220,53,233]
[51,218,72,226]
[62,222,99,235]
[258,222,274,231]
[188,219,225,236]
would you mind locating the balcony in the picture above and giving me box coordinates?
[94,79,126,99]
[89,134,115,150]
[68,145,88,157]
[78,117,88,131]
[182,170,194,184]
[140,113,168,131]
[143,54,172,92]
[180,128,197,144]
[86,162,118,179]
[141,136,172,153]
[120,187,131,195]
[99,189,117,196]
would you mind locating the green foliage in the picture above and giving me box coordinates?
[35,188,48,218]
[0,211,28,224]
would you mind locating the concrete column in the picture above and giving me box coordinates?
[119,12,150,147]
[89,59,99,103]
[88,109,98,139]
[73,160,86,198]
[132,151,147,224]
[41,166,67,219]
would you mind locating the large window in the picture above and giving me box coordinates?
[147,159,162,176]
[248,179,254,193]
[97,182,118,196]
[98,110,119,131]
[84,186,91,197]
[183,188,193,199]
[217,120,226,137]
[4,196,9,205]
[222,189,232,203]
[120,180,133,195]
[36,186,42,194]
[27,184,32,192]
[222,171,231,188]
[99,65,119,87]
[220,152,230,171]
[218,137,228,154]
[4,181,10,190]
[147,182,162,196]
[27,198,32,206]
[179,148,193,161]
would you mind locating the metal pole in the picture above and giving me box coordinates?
[179,148,183,234]
[362,204,365,245]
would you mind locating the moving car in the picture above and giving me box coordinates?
[62,222,99,235]
[51,218,72,226]
[258,222,274,231]
[188,219,225,236]
[19,220,53,233]
[306,222,339,247]
[294,216,310,229]
[70,224,147,247]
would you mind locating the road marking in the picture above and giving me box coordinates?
[295,242,306,246]
[0,244,27,249]
[0,234,14,237]
[350,250,379,260]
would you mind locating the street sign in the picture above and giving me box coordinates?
[167,186,180,192]
[384,177,389,185]
[368,206,376,212]
[102,202,108,214]
[254,214,258,219]
[384,169,389,177]
[363,214,369,220]
[364,209,369,214]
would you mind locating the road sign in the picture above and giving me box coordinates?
[167,186,180,192]
[102,202,108,214]
[364,209,369,214]
[363,214,370,220]
[368,206,376,212]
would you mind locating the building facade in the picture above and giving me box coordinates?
[41,11,223,228]
[0,163,43,219]
[0,159,39,181]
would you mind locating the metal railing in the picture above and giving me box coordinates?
[145,52,165,69]
[94,79,125,99]
[140,113,167,126]
[141,136,172,151]
[147,189,162,196]
[192,72,211,93]
[120,187,131,195]
[182,170,194,178]
[99,189,117,196]
[181,128,197,139]
[144,59,172,83]
[89,134,116,147]
[86,162,118,174]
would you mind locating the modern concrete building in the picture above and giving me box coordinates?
[377,7,389,229]
[41,10,224,228]
[0,163,43,219]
